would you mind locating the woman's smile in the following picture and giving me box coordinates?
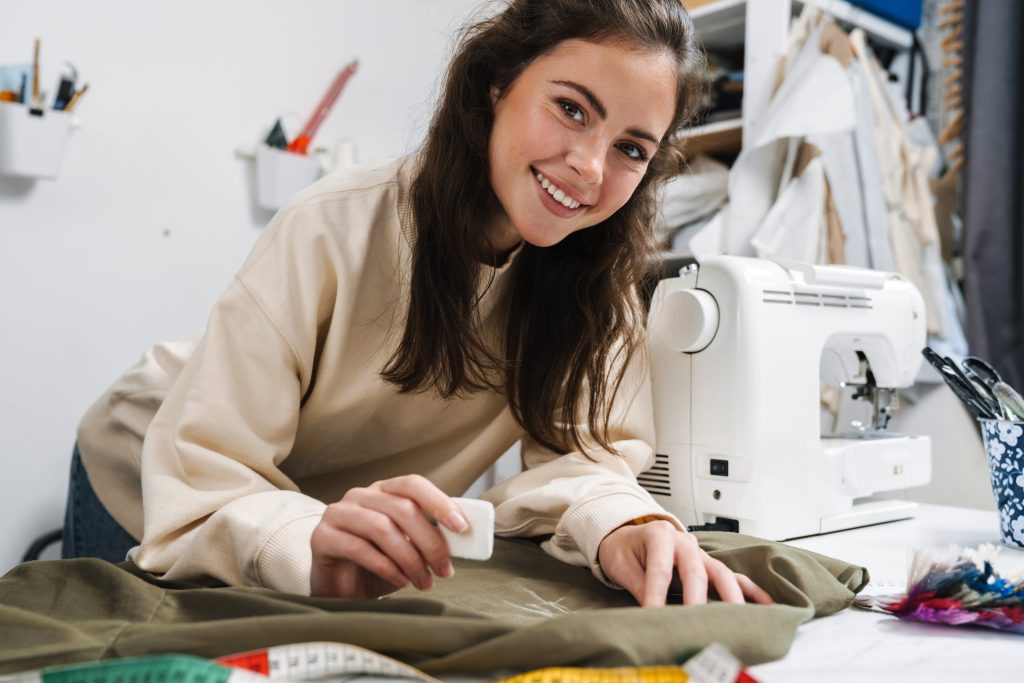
[533,167,586,216]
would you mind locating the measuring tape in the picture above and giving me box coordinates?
[0,654,261,683]
[493,643,756,683]
[0,642,755,683]
[0,643,435,683]
[217,642,439,682]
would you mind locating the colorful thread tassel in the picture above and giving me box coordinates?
[856,545,1024,634]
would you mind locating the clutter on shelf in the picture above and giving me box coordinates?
[248,59,359,211]
[0,38,88,180]
[663,5,966,360]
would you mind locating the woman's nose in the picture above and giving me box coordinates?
[565,136,603,186]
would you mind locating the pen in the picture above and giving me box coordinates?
[53,76,75,110]
[64,83,88,112]
[53,63,78,111]
[287,59,358,155]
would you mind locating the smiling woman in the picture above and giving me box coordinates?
[67,0,773,611]
[387,0,706,461]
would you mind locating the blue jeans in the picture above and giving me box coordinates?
[61,443,139,562]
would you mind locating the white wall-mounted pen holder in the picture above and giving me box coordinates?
[255,145,322,211]
[0,101,76,179]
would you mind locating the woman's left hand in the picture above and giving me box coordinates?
[597,520,776,607]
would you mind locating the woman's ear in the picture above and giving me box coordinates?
[490,85,502,107]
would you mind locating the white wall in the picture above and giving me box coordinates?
[0,0,483,574]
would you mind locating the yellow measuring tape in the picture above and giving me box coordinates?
[494,665,692,683]
[493,644,749,683]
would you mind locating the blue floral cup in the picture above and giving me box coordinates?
[979,419,1024,549]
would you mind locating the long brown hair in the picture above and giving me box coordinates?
[382,0,705,455]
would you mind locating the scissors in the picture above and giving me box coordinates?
[921,348,1004,420]
[960,355,1007,411]
[962,355,1003,389]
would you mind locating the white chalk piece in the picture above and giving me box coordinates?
[439,498,494,561]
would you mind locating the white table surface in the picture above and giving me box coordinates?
[748,504,1024,682]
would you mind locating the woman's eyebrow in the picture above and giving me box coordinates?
[553,79,607,118]
[551,79,661,145]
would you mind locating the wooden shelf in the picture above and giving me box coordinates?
[680,117,743,157]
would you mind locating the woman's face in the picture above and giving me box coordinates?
[488,39,677,251]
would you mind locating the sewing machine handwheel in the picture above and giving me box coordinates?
[658,289,719,353]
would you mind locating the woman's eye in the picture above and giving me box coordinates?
[558,100,584,123]
[617,142,647,162]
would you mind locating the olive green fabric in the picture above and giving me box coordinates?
[0,534,867,677]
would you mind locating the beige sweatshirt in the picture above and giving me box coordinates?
[77,156,679,595]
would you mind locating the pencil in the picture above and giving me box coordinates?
[287,59,358,155]
[64,83,89,112]
[32,38,41,108]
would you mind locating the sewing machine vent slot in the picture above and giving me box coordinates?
[761,288,874,310]
[638,453,671,496]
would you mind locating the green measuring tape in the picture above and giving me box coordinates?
[0,655,245,683]
[0,642,439,683]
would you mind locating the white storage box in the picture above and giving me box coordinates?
[256,144,321,211]
[0,101,74,179]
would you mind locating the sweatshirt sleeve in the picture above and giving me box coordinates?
[478,346,683,588]
[129,277,322,594]
[129,199,365,595]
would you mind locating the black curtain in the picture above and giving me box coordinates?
[963,0,1024,391]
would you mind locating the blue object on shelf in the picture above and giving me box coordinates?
[848,0,923,30]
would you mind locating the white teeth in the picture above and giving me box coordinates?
[535,172,581,210]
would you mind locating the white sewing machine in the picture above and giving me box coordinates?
[643,255,931,540]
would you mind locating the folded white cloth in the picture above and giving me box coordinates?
[654,154,729,243]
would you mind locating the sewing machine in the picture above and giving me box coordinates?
[643,255,931,540]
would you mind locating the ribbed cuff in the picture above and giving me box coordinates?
[254,513,323,595]
[560,492,682,588]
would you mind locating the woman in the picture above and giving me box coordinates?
[67,0,773,608]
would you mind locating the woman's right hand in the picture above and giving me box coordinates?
[309,474,469,598]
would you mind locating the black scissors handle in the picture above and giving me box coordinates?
[962,355,1003,388]
[961,370,1003,413]
[921,348,1001,419]
[943,355,1003,418]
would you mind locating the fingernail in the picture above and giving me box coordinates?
[417,573,433,590]
[440,559,454,578]
[446,510,469,532]
[395,573,410,588]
